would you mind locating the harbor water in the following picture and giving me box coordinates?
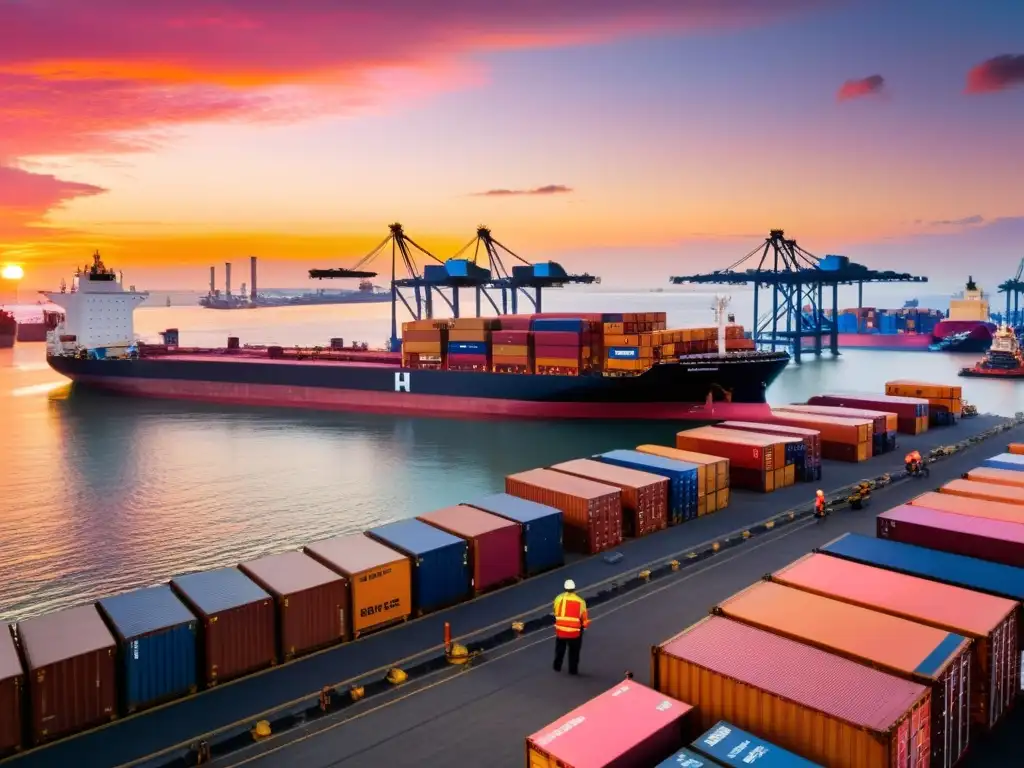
[1,290,1020,623]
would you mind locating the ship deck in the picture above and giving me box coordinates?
[153,354,402,369]
[4,414,1020,768]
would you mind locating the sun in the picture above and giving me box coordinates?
[1,264,24,280]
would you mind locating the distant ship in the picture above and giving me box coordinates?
[0,309,15,348]
[959,324,1024,378]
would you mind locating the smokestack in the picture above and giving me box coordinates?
[250,256,257,300]
[209,266,215,295]
[225,262,232,297]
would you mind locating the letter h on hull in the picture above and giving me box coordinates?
[395,372,411,393]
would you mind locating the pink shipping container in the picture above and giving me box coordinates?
[778,403,896,434]
[16,605,117,744]
[492,330,531,345]
[809,393,928,434]
[1,625,24,756]
[549,458,669,538]
[239,551,350,661]
[878,504,1024,568]
[417,505,522,594]
[525,679,694,767]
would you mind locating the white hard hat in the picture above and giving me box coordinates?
[564,579,576,591]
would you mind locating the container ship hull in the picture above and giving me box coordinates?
[200,293,391,310]
[46,352,790,421]
[836,321,996,352]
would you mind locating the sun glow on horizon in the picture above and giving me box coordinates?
[1,264,25,281]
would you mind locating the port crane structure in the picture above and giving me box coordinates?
[670,229,928,363]
[997,258,1024,328]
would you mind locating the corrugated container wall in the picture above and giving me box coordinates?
[809,393,928,434]
[965,466,1024,489]
[940,478,1024,506]
[97,585,198,713]
[550,458,669,536]
[690,722,824,767]
[303,533,412,637]
[634,444,730,515]
[713,582,970,768]
[526,680,694,768]
[464,493,563,576]
[981,453,1024,473]
[417,505,522,593]
[366,519,470,614]
[16,604,118,744]
[772,552,1018,731]
[170,567,277,686]
[878,504,1024,568]
[909,491,1024,526]
[0,625,23,756]
[595,449,699,523]
[651,616,932,768]
[239,551,349,660]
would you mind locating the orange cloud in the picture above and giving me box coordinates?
[965,54,1024,94]
[0,165,106,238]
[836,74,885,102]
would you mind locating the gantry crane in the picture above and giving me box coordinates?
[997,258,1024,328]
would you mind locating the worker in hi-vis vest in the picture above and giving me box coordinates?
[553,579,590,675]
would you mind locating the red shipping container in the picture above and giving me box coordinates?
[533,342,582,356]
[531,312,604,320]
[716,421,822,463]
[239,551,350,661]
[526,680,694,767]
[809,394,928,433]
[675,426,786,470]
[878,504,1024,568]
[494,314,533,330]
[171,568,277,686]
[492,330,531,345]
[549,458,669,538]
[778,404,892,435]
[402,329,445,342]
[1,625,24,756]
[417,505,522,593]
[446,353,489,365]
[531,330,582,345]
[16,605,117,744]
[505,468,622,554]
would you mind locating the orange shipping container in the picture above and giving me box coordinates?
[1010,443,1024,455]
[652,616,932,768]
[714,581,971,768]
[402,341,444,354]
[886,380,962,400]
[940,479,1024,506]
[549,458,669,538]
[769,410,872,444]
[779,403,898,433]
[676,426,789,470]
[447,329,489,342]
[964,466,1024,489]
[909,491,1024,525]
[636,444,729,495]
[492,344,529,357]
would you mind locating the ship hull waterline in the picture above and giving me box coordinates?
[46,353,789,421]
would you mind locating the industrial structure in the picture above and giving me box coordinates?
[997,258,1023,328]
[670,229,928,363]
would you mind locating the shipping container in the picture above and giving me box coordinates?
[675,427,800,492]
[239,551,349,660]
[464,493,563,576]
[778,404,896,453]
[714,581,969,768]
[981,453,1024,473]
[767,411,873,460]
[1010,443,1024,456]
[651,616,932,768]
[550,458,669,537]
[654,746,726,767]
[878,504,1024,568]
[964,466,1024,489]
[304,534,412,637]
[910,490,1024,525]
[97,585,198,713]
[526,680,693,768]
[417,505,521,594]
[17,605,117,744]
[713,421,821,482]
[170,567,276,686]
[886,380,962,400]
[689,722,823,767]
[635,444,729,496]
[0,625,23,756]
[505,468,622,554]
[940,478,1024,506]
[366,520,470,614]
[772,552,1019,731]
[809,393,928,434]
[595,449,699,524]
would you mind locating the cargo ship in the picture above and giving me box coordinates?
[0,308,15,348]
[959,324,1024,379]
[42,255,790,420]
[833,277,996,352]
[14,309,63,343]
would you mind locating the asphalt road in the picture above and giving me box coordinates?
[215,422,1024,768]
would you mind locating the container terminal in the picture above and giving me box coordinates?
[2,406,1022,768]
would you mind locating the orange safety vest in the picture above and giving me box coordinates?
[815,496,825,512]
[553,592,590,639]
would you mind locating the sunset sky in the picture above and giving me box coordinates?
[1,0,1022,291]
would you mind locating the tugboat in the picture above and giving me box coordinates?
[958,324,1024,378]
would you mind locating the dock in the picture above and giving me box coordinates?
[4,414,1022,768]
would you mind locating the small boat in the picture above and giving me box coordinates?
[958,324,1024,378]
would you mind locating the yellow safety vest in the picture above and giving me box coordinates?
[553,592,589,638]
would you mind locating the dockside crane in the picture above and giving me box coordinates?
[670,228,928,363]
[997,257,1024,328]
[451,226,600,314]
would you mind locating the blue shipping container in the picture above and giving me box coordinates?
[448,341,489,355]
[366,520,470,614]
[171,567,271,616]
[596,449,699,524]
[607,347,639,359]
[655,747,725,767]
[530,318,585,333]
[982,453,1024,472]
[97,585,198,713]
[692,721,822,767]
[818,533,1024,601]
[464,493,564,576]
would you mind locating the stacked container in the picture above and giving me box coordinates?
[940,478,1024,506]
[238,551,349,660]
[982,453,1024,472]
[684,722,823,768]
[505,467,622,554]
[464,493,564,576]
[651,616,932,768]
[526,680,694,768]
[878,504,1024,567]
[635,444,730,515]
[0,625,23,756]
[1010,443,1024,455]
[767,410,873,462]
[778,403,897,454]
[446,317,498,371]
[713,582,971,768]
[964,466,1024,489]
[491,328,532,373]
[304,533,412,638]
[885,380,962,426]
[366,519,470,615]
[909,490,1024,525]
[16,605,118,744]
[97,585,198,713]
[674,426,799,493]
[401,319,450,370]
[531,318,588,375]
[595,449,699,524]
[550,458,669,537]
[808,393,930,435]
[416,505,522,594]
[170,567,276,686]
[771,552,1019,732]
[713,421,821,482]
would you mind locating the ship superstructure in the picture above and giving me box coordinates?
[959,324,1024,378]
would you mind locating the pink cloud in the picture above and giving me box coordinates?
[836,74,885,102]
[965,54,1024,94]
[0,165,106,238]
[474,184,573,197]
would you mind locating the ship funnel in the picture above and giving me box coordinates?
[250,256,257,300]
[713,294,732,356]
[225,262,232,297]
[209,266,215,295]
